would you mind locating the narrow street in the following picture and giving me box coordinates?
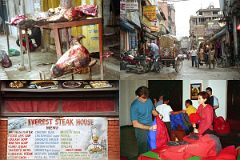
[120,59,240,80]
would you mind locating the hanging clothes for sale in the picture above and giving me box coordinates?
[147,116,170,150]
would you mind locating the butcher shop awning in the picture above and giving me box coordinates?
[120,17,135,33]
[210,26,227,42]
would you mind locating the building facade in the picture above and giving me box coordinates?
[168,4,176,35]
[219,0,240,63]
[189,5,223,45]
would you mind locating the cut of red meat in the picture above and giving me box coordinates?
[10,15,27,25]
[77,5,98,17]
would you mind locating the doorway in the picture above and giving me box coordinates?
[148,80,183,111]
[227,80,240,131]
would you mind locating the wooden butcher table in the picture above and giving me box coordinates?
[39,18,104,80]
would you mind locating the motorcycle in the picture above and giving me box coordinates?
[120,50,138,70]
[125,54,150,73]
[122,52,161,74]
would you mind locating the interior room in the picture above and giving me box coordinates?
[120,80,240,160]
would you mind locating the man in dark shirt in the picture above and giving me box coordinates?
[206,87,219,117]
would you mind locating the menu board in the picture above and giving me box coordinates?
[7,117,108,160]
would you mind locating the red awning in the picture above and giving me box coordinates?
[237,24,240,30]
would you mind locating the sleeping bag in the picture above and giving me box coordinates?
[170,113,191,131]
[147,116,170,150]
[157,134,222,160]
[213,116,230,135]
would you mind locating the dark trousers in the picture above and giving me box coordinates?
[164,122,171,138]
[135,128,149,155]
[191,56,197,67]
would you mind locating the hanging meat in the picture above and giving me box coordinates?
[51,35,91,78]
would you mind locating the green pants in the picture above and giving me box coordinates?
[135,128,149,155]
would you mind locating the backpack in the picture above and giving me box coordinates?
[0,50,12,68]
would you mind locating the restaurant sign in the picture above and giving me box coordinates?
[143,5,157,22]
[7,117,108,160]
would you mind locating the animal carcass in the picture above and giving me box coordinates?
[51,36,91,78]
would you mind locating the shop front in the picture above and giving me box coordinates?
[0,80,120,160]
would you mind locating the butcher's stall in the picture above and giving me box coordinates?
[3,1,105,80]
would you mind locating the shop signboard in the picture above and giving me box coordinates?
[7,117,108,160]
[120,0,126,15]
[143,5,157,22]
[125,0,138,10]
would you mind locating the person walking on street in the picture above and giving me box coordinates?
[148,42,160,71]
[191,47,198,67]
[130,86,159,155]
[209,45,216,69]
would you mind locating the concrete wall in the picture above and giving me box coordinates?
[120,80,148,126]
[159,2,169,29]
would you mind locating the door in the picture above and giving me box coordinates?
[148,80,183,111]
[227,80,240,120]
[227,80,240,131]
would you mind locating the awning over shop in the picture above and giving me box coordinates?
[120,17,136,33]
[143,30,158,40]
[127,11,141,29]
[210,26,227,42]
[159,24,170,35]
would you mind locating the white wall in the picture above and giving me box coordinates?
[183,80,227,119]
[208,80,227,119]
[120,80,148,126]
[182,80,209,109]
[120,80,227,126]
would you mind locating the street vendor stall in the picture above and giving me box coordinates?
[0,80,120,160]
